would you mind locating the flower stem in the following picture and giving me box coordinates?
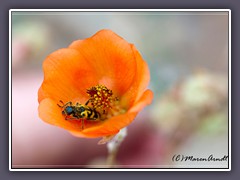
[106,128,127,168]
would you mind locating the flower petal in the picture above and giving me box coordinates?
[69,112,137,138]
[128,89,154,113]
[38,98,83,131]
[38,48,98,104]
[38,85,47,103]
[69,29,137,97]
[121,44,151,108]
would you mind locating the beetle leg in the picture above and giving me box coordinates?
[65,115,78,120]
[61,101,72,109]
[85,100,90,106]
[81,119,84,130]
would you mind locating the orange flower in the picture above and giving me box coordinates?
[38,29,153,139]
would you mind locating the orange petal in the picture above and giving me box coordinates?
[69,29,137,97]
[38,85,46,103]
[128,89,153,113]
[39,48,98,104]
[38,98,83,131]
[120,44,151,108]
[70,112,137,138]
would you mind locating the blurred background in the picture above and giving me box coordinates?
[11,11,229,168]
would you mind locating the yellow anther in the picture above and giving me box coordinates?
[86,84,119,111]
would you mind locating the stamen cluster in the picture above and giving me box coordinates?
[87,85,118,110]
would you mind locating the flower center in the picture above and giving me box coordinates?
[86,85,123,118]
[87,85,118,108]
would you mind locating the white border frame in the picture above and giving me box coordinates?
[9,9,231,171]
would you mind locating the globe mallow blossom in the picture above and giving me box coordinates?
[38,29,153,140]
